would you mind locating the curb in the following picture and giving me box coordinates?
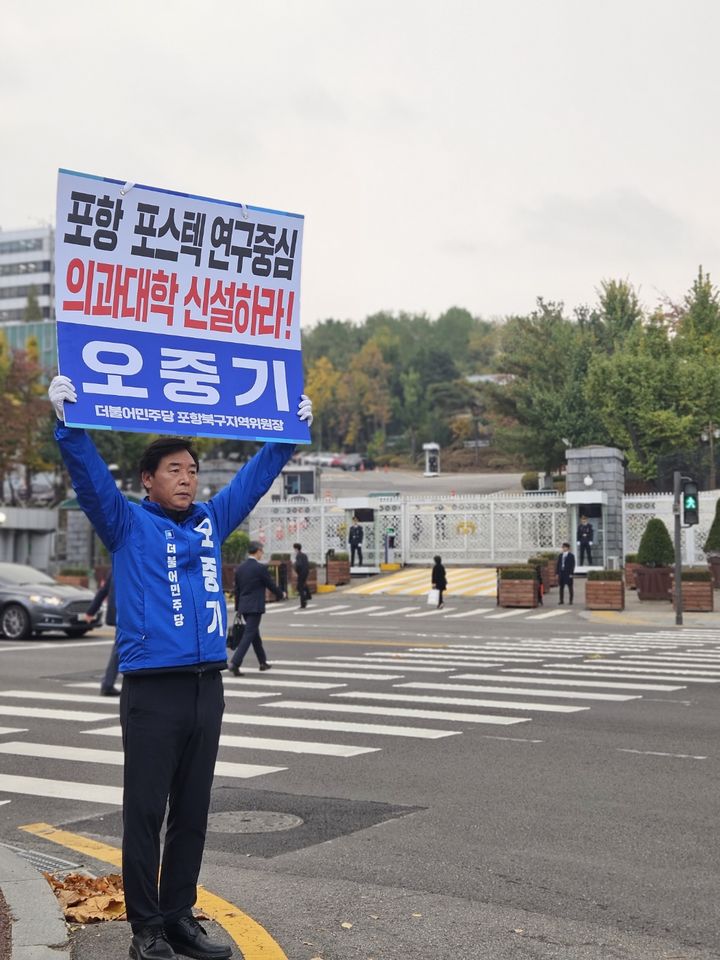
[0,843,70,960]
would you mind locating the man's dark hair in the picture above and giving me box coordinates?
[562,542,570,548]
[293,542,302,550]
[138,437,199,479]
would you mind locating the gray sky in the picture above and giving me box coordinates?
[3,0,719,326]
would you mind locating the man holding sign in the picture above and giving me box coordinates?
[50,376,311,960]
[50,170,313,960]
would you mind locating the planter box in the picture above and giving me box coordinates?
[672,580,714,612]
[624,562,642,591]
[634,567,672,601]
[290,568,318,596]
[498,580,538,608]
[55,574,89,588]
[545,560,559,589]
[707,555,720,589]
[326,560,351,586]
[585,580,625,611]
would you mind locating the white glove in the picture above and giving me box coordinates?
[297,393,313,427]
[48,375,77,422]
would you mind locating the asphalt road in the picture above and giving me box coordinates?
[0,595,717,960]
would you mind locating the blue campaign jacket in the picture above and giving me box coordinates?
[55,424,294,673]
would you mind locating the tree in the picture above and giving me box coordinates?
[24,286,43,323]
[304,355,342,451]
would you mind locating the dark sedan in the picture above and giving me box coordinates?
[0,563,102,640]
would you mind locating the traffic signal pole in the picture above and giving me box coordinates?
[673,470,683,626]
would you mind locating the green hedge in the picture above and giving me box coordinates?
[587,569,623,581]
[498,566,535,580]
[637,518,674,567]
[521,471,539,491]
[624,553,639,563]
[680,567,712,581]
[704,499,720,553]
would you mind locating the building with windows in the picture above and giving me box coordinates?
[0,225,55,324]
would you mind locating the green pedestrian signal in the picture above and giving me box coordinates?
[682,480,699,526]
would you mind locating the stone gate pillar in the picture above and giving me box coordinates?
[565,445,625,569]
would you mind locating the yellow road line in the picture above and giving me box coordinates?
[20,822,288,960]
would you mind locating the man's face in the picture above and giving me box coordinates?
[142,449,198,511]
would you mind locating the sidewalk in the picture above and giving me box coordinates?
[571,575,720,628]
[0,843,70,960]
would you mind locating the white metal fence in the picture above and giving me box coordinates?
[250,490,719,567]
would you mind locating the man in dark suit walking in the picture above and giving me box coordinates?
[556,542,576,604]
[228,542,285,676]
[293,542,311,609]
[85,574,120,695]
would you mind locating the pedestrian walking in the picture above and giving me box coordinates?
[348,517,364,566]
[431,554,447,609]
[556,542,576,604]
[292,541,311,609]
[48,374,312,960]
[85,573,120,695]
[228,542,285,675]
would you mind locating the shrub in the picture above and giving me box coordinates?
[624,553,639,564]
[498,566,535,580]
[222,529,250,564]
[59,566,88,576]
[637,518,674,567]
[521,471,539,491]
[703,498,720,554]
[333,551,349,561]
[680,567,712,581]
[587,569,623,581]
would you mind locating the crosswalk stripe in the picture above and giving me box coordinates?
[545,663,720,677]
[296,604,349,613]
[527,609,571,620]
[485,609,528,619]
[330,606,385,616]
[84,726,380,757]
[87,713,459,739]
[395,682,639,702]
[266,700,530,725]
[0,727,28,736]
[0,688,280,704]
[450,673,684,691]
[317,658,456,673]
[405,608,457,618]
[368,606,417,616]
[405,650,548,661]
[241,668,404,680]
[607,658,720,668]
[330,691,587,714]
[0,705,115,722]
[444,608,494,619]
[501,668,719,684]
[271,659,410,674]
[0,774,122,804]
[0,741,286,779]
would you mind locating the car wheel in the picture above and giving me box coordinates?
[1,603,31,640]
[63,627,90,638]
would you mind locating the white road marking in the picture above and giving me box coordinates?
[0,705,115,721]
[545,663,720,677]
[211,713,461,739]
[617,749,707,761]
[0,688,280,703]
[0,774,122,804]
[396,682,639,702]
[242,668,404,680]
[444,608,495,619]
[451,673,684,691]
[526,609,571,620]
[331,691,586,714]
[85,726,380,756]
[266,700,530,725]
[405,608,457,618]
[501,668,718,684]
[0,741,286,778]
[330,606,386,616]
[0,727,28,736]
[485,609,529,619]
[368,606,418,616]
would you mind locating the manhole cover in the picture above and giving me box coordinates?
[206,811,304,834]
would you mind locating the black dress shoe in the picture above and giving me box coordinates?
[228,665,243,677]
[129,926,177,960]
[259,662,271,671]
[165,915,231,960]
[100,686,121,696]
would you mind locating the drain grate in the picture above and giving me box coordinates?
[1,842,83,875]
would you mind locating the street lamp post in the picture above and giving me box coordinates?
[700,423,720,490]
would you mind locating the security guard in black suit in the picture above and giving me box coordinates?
[228,542,285,675]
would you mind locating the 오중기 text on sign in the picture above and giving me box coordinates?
[54,169,309,443]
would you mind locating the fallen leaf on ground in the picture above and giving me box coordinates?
[341,921,353,929]
[44,873,127,923]
[411,912,422,918]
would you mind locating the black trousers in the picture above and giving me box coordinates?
[579,542,593,565]
[120,671,224,931]
[559,576,574,603]
[296,575,311,607]
[229,613,267,667]
[350,544,363,566]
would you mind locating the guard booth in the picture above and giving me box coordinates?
[336,497,401,572]
[423,442,440,477]
[565,445,625,572]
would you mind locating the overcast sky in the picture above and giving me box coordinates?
[3,0,720,327]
